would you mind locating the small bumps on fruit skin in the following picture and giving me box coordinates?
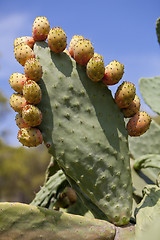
[73,39,94,66]
[127,111,151,136]
[23,80,42,105]
[24,58,43,82]
[32,16,50,41]
[47,27,67,53]
[9,73,27,93]
[15,113,30,129]
[122,94,140,118]
[93,52,104,61]
[22,104,42,127]
[69,35,84,57]
[14,43,35,66]
[9,93,28,113]
[86,57,105,82]
[115,81,136,108]
[103,60,124,86]
[13,36,35,49]
[17,127,43,147]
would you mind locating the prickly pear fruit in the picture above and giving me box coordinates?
[22,104,42,127]
[13,36,35,49]
[9,73,27,94]
[17,127,43,147]
[22,80,42,105]
[69,35,84,57]
[47,27,67,53]
[86,57,105,81]
[9,93,28,113]
[103,60,124,86]
[73,39,94,65]
[15,113,30,129]
[24,58,43,82]
[93,53,104,61]
[14,43,35,66]
[56,187,77,209]
[32,16,50,41]
[115,81,136,108]
[127,111,151,136]
[122,95,140,118]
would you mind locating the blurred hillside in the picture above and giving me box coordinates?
[0,91,50,203]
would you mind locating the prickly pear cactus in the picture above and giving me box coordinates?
[33,41,132,225]
[9,16,152,229]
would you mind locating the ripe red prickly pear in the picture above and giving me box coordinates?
[32,17,50,41]
[86,57,105,82]
[14,43,35,66]
[122,95,140,118]
[9,73,27,94]
[47,27,67,53]
[22,104,42,127]
[127,111,151,136]
[24,58,43,82]
[9,93,28,113]
[22,80,42,105]
[13,36,35,49]
[73,39,94,66]
[103,60,124,86]
[69,35,84,58]
[15,113,30,129]
[115,81,136,108]
[17,127,43,147]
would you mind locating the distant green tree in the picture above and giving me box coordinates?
[0,140,50,203]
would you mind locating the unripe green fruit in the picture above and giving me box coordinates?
[17,127,43,147]
[9,73,27,94]
[47,27,67,53]
[86,57,105,82]
[24,58,43,82]
[22,104,42,127]
[115,81,136,108]
[23,80,42,105]
[127,111,151,136]
[32,16,50,41]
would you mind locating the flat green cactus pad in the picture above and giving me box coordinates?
[0,202,116,240]
[135,185,160,240]
[34,41,132,225]
[0,202,135,240]
[139,76,160,115]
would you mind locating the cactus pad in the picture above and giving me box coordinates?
[34,41,132,225]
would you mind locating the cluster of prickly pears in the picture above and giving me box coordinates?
[9,16,151,147]
[114,81,151,136]
[68,33,151,137]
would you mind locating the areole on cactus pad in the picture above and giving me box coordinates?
[8,16,152,228]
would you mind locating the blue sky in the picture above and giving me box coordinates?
[0,0,160,146]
